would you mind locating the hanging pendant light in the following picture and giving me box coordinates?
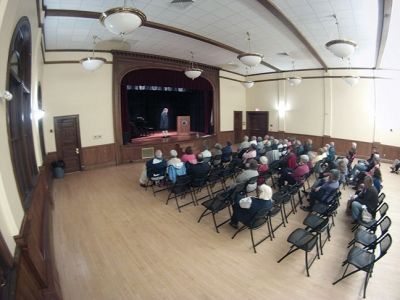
[342,58,359,86]
[80,36,106,71]
[184,51,203,80]
[287,60,302,86]
[242,67,254,88]
[100,0,146,37]
[237,32,264,67]
[325,14,357,59]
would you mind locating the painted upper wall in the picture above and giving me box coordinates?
[42,56,114,152]
[0,0,42,252]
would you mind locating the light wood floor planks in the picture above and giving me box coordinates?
[52,162,400,300]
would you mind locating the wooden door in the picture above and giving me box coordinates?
[247,111,269,138]
[54,115,82,173]
[233,111,242,143]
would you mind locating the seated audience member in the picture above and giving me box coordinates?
[221,141,233,163]
[271,139,279,150]
[263,135,270,144]
[278,155,310,187]
[390,159,400,173]
[326,141,336,167]
[352,147,378,176]
[242,144,257,164]
[181,146,197,164]
[372,167,383,193]
[257,156,269,185]
[229,184,273,229]
[139,150,167,187]
[235,159,259,192]
[304,139,313,154]
[211,143,223,166]
[167,152,186,184]
[167,149,181,167]
[201,145,212,163]
[285,147,297,170]
[351,176,379,222]
[265,143,280,164]
[351,153,380,180]
[257,137,265,153]
[314,147,327,163]
[187,154,210,183]
[250,136,257,146]
[306,152,315,171]
[294,140,304,157]
[301,169,340,211]
[346,142,357,171]
[238,136,251,152]
[336,157,349,184]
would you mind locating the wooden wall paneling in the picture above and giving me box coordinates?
[112,51,220,164]
[217,131,234,144]
[380,144,400,160]
[81,144,116,169]
[14,166,62,300]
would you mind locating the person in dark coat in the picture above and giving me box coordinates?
[229,184,273,228]
[160,107,169,138]
[187,154,210,187]
[351,175,379,221]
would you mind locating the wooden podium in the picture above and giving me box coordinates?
[177,116,190,136]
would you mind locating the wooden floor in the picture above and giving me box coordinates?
[52,162,400,300]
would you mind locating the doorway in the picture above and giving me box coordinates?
[233,111,242,143]
[54,115,82,173]
[246,111,269,138]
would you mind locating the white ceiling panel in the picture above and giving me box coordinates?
[43,0,391,73]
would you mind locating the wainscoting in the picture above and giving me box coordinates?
[81,143,116,170]
[13,164,62,300]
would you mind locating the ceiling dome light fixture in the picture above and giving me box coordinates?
[100,0,146,37]
[80,36,106,71]
[342,58,359,86]
[325,15,357,59]
[242,67,254,88]
[287,60,302,86]
[237,32,264,67]
[184,51,203,80]
[343,76,360,87]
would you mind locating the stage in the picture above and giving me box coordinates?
[121,131,217,162]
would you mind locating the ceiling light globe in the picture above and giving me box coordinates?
[237,53,263,67]
[100,8,146,36]
[80,57,106,71]
[325,39,357,59]
[242,81,254,88]
[287,77,302,86]
[184,68,203,80]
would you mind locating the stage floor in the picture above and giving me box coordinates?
[130,131,210,145]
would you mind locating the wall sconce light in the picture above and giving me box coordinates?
[278,102,287,118]
[32,109,45,120]
[0,90,13,101]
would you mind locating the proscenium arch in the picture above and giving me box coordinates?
[112,51,220,164]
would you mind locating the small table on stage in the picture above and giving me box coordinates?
[177,116,190,136]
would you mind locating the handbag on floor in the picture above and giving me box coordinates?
[361,205,373,223]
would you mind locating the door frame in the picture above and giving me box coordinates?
[233,111,243,144]
[53,114,82,171]
[246,111,269,137]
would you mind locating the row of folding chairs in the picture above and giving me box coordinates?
[333,193,392,298]
[277,190,341,276]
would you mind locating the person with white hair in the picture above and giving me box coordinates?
[139,149,167,186]
[278,154,310,187]
[167,149,186,183]
[167,149,181,167]
[229,184,273,229]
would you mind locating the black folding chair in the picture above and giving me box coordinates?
[166,175,194,212]
[277,228,320,276]
[348,216,391,248]
[197,189,235,233]
[333,234,392,298]
[231,207,272,253]
[352,202,389,232]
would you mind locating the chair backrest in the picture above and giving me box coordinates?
[171,175,191,194]
[249,207,270,229]
[207,168,222,183]
[376,202,389,218]
[272,191,290,205]
[379,216,391,235]
[246,176,258,185]
[375,234,392,262]
[378,192,386,204]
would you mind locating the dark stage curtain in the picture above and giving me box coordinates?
[120,69,213,139]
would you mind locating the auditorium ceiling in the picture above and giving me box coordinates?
[43,0,397,74]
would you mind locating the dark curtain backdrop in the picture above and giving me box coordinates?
[121,69,213,139]
[127,90,210,132]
